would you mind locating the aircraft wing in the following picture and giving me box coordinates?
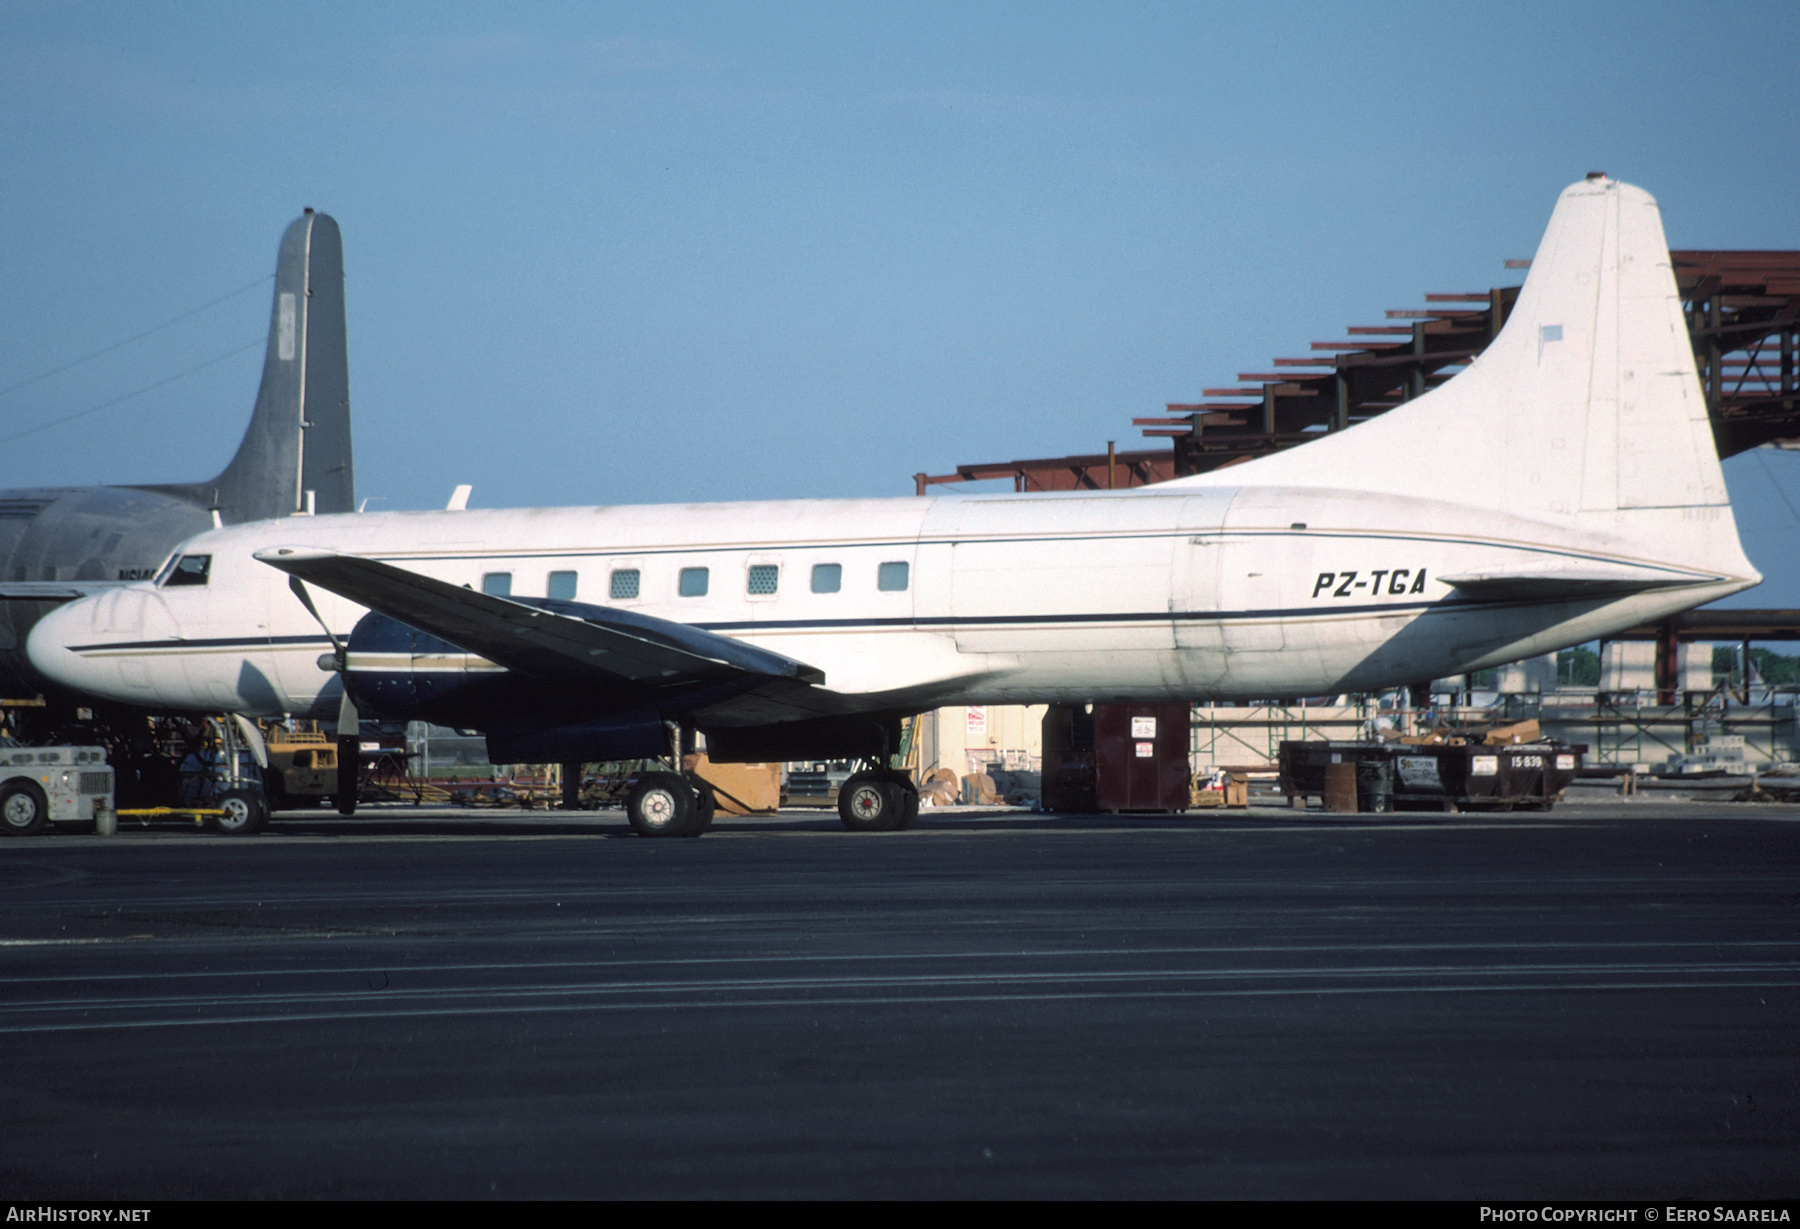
[254,547,850,722]
[0,581,128,601]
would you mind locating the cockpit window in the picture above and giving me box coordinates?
[163,554,211,587]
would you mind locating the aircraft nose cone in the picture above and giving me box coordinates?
[26,587,175,704]
[25,595,102,694]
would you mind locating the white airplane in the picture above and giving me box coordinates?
[26,176,1759,836]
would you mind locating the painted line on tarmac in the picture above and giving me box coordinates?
[6,957,1796,1011]
[1,937,1793,983]
[4,958,1794,1013]
[0,974,1794,1035]
[9,864,1791,913]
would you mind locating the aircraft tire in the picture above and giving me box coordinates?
[626,773,704,838]
[685,773,717,834]
[335,737,358,815]
[212,788,268,835]
[0,781,50,837]
[838,773,907,832]
[881,769,920,830]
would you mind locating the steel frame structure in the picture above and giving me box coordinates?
[914,250,1799,491]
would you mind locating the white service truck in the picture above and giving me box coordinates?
[0,744,115,836]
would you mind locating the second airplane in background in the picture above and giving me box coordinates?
[0,209,355,714]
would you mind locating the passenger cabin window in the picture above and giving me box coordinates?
[610,569,640,600]
[747,564,779,595]
[878,561,909,592]
[481,572,512,596]
[164,554,211,587]
[811,563,841,593]
[547,571,577,600]
[678,567,709,597]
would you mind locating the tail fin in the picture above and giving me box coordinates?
[1169,177,1753,575]
[139,210,354,522]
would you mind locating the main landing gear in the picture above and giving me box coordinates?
[622,722,717,838]
[623,771,716,839]
[836,766,919,833]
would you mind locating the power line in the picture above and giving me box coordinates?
[0,274,272,401]
[0,337,264,448]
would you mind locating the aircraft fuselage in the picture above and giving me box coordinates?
[25,484,1749,725]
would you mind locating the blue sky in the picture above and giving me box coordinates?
[1,2,1796,595]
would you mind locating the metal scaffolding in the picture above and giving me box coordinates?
[914,250,1800,491]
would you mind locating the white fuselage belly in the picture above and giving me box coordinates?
[27,483,1746,719]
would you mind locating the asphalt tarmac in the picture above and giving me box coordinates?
[2,802,1795,1199]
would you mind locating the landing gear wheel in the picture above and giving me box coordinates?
[894,775,920,830]
[685,773,717,834]
[0,782,49,837]
[212,788,268,835]
[877,768,919,829]
[335,736,358,815]
[625,772,705,838]
[838,772,911,832]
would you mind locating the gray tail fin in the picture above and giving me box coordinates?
[139,210,354,522]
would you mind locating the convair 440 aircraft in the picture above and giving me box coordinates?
[27,177,1760,836]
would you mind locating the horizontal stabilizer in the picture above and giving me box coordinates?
[254,547,829,691]
[1440,567,1713,601]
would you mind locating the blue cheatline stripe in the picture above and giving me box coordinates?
[65,596,1511,656]
[67,633,335,653]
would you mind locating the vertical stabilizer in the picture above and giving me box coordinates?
[1164,177,1751,574]
[138,210,354,522]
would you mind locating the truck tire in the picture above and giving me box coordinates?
[0,781,49,836]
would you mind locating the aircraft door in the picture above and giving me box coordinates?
[942,496,1178,662]
[1171,493,1231,691]
[1216,539,1286,653]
